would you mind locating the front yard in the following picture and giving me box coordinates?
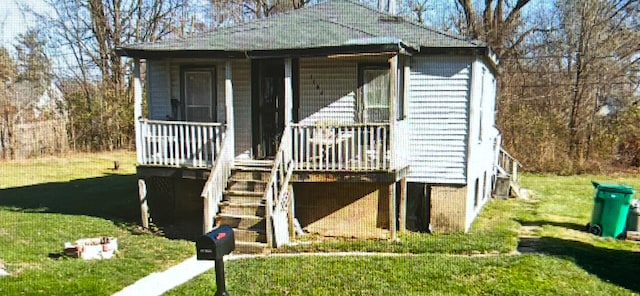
[0,152,194,295]
[1,152,639,295]
[168,174,640,295]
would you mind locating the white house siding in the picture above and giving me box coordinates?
[407,56,472,184]
[464,58,498,231]
[147,58,252,157]
[147,60,172,120]
[298,58,357,124]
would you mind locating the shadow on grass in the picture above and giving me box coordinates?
[0,174,140,223]
[519,237,640,293]
[517,219,587,232]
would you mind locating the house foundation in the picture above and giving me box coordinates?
[429,185,468,233]
[293,183,392,239]
[140,176,205,240]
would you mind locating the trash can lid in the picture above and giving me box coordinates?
[592,181,635,195]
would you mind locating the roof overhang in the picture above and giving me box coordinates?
[117,43,419,60]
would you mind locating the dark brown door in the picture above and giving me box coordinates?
[253,60,285,159]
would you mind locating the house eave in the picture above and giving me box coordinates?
[117,44,413,60]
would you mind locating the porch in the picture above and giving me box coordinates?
[137,119,409,173]
[136,118,410,250]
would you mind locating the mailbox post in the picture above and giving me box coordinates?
[196,225,235,296]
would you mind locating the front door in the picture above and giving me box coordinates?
[253,60,285,159]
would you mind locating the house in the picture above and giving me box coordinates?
[0,81,68,159]
[117,0,506,252]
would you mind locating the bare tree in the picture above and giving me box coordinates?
[0,47,17,159]
[210,0,313,25]
[454,0,534,58]
[15,29,52,88]
[495,0,640,172]
[26,0,200,150]
[555,0,640,160]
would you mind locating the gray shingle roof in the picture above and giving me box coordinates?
[119,0,484,56]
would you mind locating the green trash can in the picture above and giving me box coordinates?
[587,181,635,238]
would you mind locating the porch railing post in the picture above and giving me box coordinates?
[284,59,293,125]
[388,55,398,169]
[134,58,143,164]
[225,61,235,156]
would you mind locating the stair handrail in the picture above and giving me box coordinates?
[263,123,294,248]
[498,147,521,184]
[200,127,234,234]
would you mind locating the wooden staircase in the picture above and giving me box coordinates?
[494,148,522,198]
[218,159,273,253]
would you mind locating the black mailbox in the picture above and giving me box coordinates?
[196,225,235,260]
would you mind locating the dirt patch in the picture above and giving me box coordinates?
[517,237,543,254]
[517,225,543,254]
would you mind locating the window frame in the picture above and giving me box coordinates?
[357,64,390,123]
[180,66,217,122]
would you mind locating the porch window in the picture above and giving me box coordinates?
[183,68,216,122]
[360,67,390,123]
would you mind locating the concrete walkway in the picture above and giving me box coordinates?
[112,256,214,296]
[112,252,414,296]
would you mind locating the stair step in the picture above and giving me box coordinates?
[223,195,264,204]
[234,228,267,243]
[220,202,265,216]
[234,166,272,171]
[234,159,274,167]
[233,241,269,254]
[218,214,265,230]
[224,190,263,197]
[230,170,272,182]
[227,179,267,192]
[224,190,264,203]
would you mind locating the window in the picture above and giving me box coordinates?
[474,178,480,208]
[478,67,486,141]
[183,68,216,122]
[360,67,390,123]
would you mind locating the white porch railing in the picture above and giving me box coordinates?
[498,148,520,184]
[292,123,399,171]
[200,131,234,233]
[264,124,294,248]
[138,119,224,168]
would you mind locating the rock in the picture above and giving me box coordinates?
[0,260,8,277]
[519,188,531,199]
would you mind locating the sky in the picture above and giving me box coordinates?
[0,0,50,50]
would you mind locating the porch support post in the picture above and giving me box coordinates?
[389,182,397,240]
[284,58,293,125]
[398,177,407,233]
[287,184,296,239]
[138,178,149,229]
[134,58,143,164]
[388,55,398,168]
[225,61,235,154]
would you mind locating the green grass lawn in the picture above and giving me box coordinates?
[0,152,194,295]
[168,173,640,296]
[2,153,639,295]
